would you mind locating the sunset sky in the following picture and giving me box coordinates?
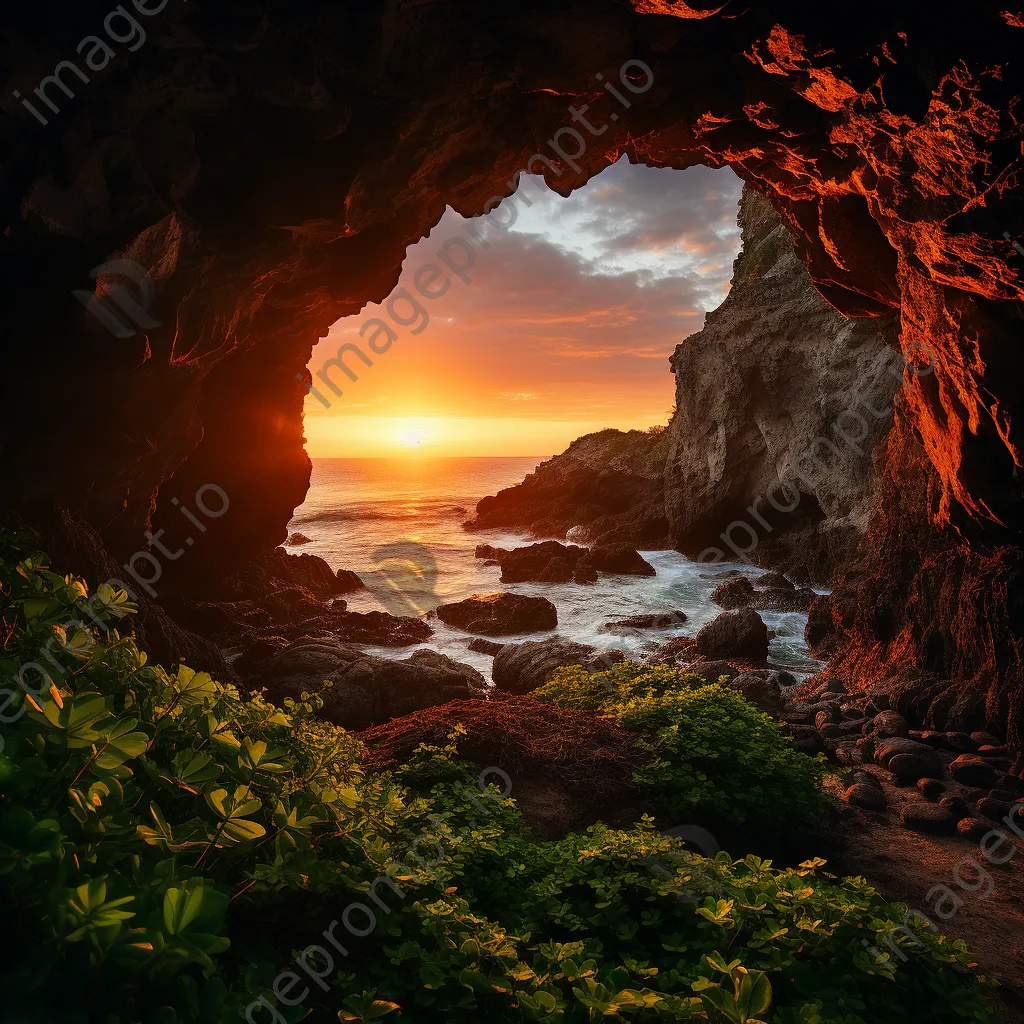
[304,159,743,457]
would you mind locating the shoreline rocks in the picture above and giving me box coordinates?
[237,640,486,729]
[474,540,655,584]
[435,592,558,636]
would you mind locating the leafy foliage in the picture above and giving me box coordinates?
[533,662,827,829]
[0,530,994,1023]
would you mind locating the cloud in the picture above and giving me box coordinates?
[307,160,743,434]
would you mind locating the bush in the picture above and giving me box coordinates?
[533,662,827,829]
[0,531,995,1023]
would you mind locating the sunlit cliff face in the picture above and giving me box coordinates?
[303,160,743,458]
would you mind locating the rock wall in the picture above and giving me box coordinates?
[664,186,901,581]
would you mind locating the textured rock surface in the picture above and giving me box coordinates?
[465,430,669,546]
[238,641,485,729]
[435,592,558,636]
[664,186,901,581]
[491,638,615,694]
[695,607,769,661]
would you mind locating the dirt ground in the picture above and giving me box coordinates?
[819,771,1024,1024]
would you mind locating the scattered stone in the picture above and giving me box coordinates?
[976,797,1015,822]
[957,817,993,840]
[436,592,558,636]
[468,638,504,656]
[695,607,769,661]
[917,778,945,800]
[766,669,798,688]
[825,678,847,694]
[842,769,883,790]
[949,754,999,788]
[990,788,1021,803]
[873,710,909,739]
[889,753,940,783]
[940,796,970,818]
[978,744,1011,758]
[901,803,956,835]
[711,577,756,609]
[814,709,834,732]
[285,532,312,546]
[874,737,942,776]
[834,743,861,765]
[844,783,887,811]
[600,610,687,633]
[856,736,875,760]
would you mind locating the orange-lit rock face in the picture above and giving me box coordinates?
[0,3,1021,737]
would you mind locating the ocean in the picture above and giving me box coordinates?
[287,457,824,680]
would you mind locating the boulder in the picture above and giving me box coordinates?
[241,640,485,729]
[759,572,794,590]
[579,544,657,577]
[916,778,945,799]
[889,753,938,783]
[844,783,886,811]
[949,754,999,788]
[712,577,756,609]
[976,797,1015,822]
[957,817,992,840]
[333,609,433,646]
[901,803,956,835]
[695,607,769,661]
[285,532,312,546]
[436,592,557,636]
[873,710,909,738]
[682,658,740,682]
[874,737,942,776]
[940,796,970,818]
[492,638,602,694]
[728,672,783,713]
[491,541,587,584]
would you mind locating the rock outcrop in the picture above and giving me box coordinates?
[465,430,669,546]
[477,540,656,583]
[435,592,558,636]
[238,640,485,729]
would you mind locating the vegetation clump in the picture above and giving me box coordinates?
[0,531,994,1022]
[534,662,826,830]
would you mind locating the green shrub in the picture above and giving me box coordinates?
[0,530,995,1023]
[534,662,826,830]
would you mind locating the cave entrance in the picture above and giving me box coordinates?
[286,160,743,622]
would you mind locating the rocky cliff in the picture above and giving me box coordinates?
[469,184,901,583]
[663,186,901,581]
